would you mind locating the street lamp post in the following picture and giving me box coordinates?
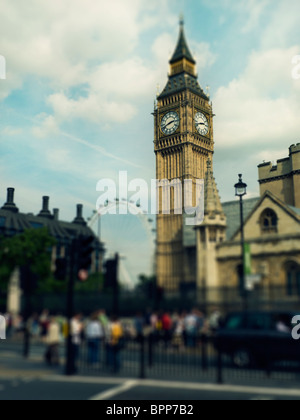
[235,174,248,312]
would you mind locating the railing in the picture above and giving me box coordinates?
[76,334,300,385]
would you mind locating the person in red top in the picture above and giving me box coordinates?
[162,312,172,349]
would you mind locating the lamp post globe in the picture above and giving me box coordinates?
[235,174,247,197]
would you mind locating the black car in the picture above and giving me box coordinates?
[215,311,300,368]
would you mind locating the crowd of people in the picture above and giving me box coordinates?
[132,308,222,350]
[28,310,124,372]
[2,307,223,372]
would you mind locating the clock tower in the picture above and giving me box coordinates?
[154,19,215,290]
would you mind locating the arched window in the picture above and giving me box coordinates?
[260,209,278,234]
[286,261,300,296]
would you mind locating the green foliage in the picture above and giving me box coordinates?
[75,272,104,292]
[136,274,156,293]
[37,275,68,294]
[0,228,56,291]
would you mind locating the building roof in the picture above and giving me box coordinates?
[0,189,102,247]
[222,197,260,241]
[158,72,209,100]
[170,20,196,65]
[182,192,300,247]
[0,208,95,241]
[158,20,209,101]
[288,205,300,216]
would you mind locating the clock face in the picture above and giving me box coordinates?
[195,112,209,136]
[161,111,180,135]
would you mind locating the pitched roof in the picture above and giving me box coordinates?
[170,20,196,65]
[288,205,300,216]
[0,190,102,249]
[222,197,260,240]
[158,72,209,100]
[0,207,97,242]
[223,191,300,242]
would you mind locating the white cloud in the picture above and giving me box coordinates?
[90,58,158,99]
[152,33,174,65]
[32,115,59,139]
[1,126,22,136]
[0,0,217,131]
[0,0,177,106]
[261,0,300,49]
[191,41,217,71]
[46,92,137,125]
[213,46,300,148]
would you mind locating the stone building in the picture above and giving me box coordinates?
[216,145,300,305]
[155,21,300,308]
[258,144,300,208]
[0,188,104,313]
[154,19,214,291]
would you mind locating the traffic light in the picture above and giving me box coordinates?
[77,235,95,272]
[104,257,118,288]
[54,258,67,281]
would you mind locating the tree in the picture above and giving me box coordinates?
[136,274,157,297]
[75,272,104,292]
[0,228,56,292]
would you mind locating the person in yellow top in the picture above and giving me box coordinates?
[107,315,124,373]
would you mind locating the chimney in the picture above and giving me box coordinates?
[73,204,86,225]
[53,209,59,221]
[2,188,19,213]
[38,196,52,218]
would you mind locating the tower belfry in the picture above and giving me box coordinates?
[154,20,215,290]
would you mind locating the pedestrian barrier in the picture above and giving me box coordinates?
[76,334,300,385]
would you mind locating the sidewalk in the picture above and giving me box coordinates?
[0,344,61,379]
[1,348,300,401]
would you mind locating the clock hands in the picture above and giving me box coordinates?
[161,111,179,134]
[162,119,176,130]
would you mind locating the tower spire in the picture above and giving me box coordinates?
[179,12,184,27]
[204,159,224,216]
[170,17,196,68]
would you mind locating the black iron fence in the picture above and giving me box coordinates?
[76,334,300,385]
[22,286,300,317]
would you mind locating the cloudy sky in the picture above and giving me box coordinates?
[0,0,299,284]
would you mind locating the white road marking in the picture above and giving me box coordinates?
[45,375,300,399]
[89,380,138,401]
